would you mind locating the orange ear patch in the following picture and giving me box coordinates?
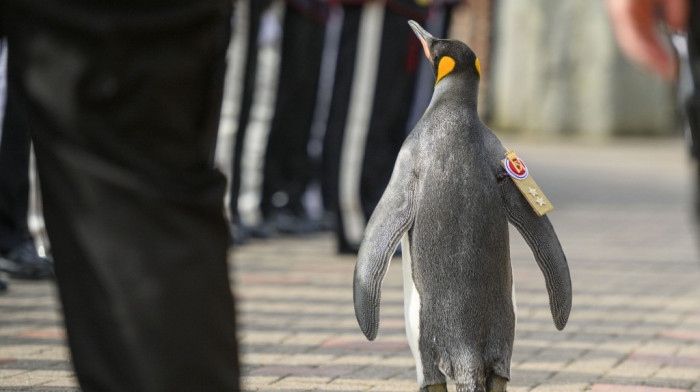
[475,58,481,78]
[435,56,455,86]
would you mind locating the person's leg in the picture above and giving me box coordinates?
[0,2,6,291]
[360,9,422,219]
[261,4,326,233]
[4,1,239,391]
[228,0,271,243]
[686,1,700,228]
[0,84,30,253]
[0,43,54,280]
[321,5,363,253]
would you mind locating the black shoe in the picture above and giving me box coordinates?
[266,208,321,235]
[229,221,251,246]
[0,274,8,292]
[338,242,360,255]
[248,220,277,239]
[0,240,54,280]
[229,219,277,245]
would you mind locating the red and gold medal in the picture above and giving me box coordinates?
[501,149,553,216]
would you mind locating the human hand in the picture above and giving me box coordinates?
[607,0,688,80]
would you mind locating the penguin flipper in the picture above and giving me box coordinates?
[354,148,418,341]
[499,179,572,330]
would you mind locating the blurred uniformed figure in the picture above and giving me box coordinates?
[321,0,459,253]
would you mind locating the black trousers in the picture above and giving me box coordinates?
[261,4,326,218]
[687,0,700,222]
[321,4,423,251]
[0,47,31,252]
[1,1,239,391]
[688,1,700,158]
[229,0,270,226]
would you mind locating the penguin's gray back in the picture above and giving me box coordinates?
[405,95,514,382]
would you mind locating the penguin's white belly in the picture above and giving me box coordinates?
[401,234,424,384]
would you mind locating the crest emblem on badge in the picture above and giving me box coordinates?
[503,157,529,180]
[500,149,553,216]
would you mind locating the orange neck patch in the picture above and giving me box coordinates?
[475,58,481,78]
[435,56,455,86]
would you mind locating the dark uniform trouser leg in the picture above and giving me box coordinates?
[687,0,700,225]
[0,59,31,252]
[322,4,422,251]
[262,5,325,219]
[229,0,270,227]
[360,9,421,218]
[322,5,362,252]
[4,2,239,391]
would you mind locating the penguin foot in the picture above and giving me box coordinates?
[486,374,508,392]
[419,383,447,392]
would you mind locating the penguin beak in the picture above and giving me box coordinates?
[408,20,435,63]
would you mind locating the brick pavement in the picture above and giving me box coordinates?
[1,138,699,391]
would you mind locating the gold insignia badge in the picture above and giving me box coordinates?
[501,149,553,216]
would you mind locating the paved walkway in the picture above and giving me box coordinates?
[1,138,699,391]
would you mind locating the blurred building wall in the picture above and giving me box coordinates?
[455,0,678,138]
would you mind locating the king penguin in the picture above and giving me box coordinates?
[353,21,572,392]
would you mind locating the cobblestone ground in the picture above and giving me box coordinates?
[1,138,699,391]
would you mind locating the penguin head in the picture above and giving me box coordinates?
[408,20,481,88]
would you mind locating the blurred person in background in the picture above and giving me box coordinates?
[259,0,329,237]
[1,0,240,390]
[608,0,687,81]
[322,0,459,254]
[225,0,462,254]
[227,0,273,244]
[0,39,7,291]
[227,0,329,244]
[607,0,700,229]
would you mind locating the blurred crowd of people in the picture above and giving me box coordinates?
[224,0,458,254]
[0,0,461,292]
